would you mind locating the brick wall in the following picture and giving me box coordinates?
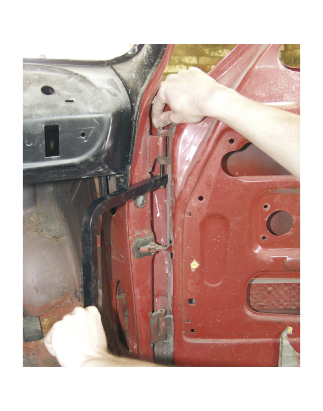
[161,44,300,80]
[279,44,300,68]
[162,44,237,80]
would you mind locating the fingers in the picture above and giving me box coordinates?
[85,306,99,316]
[44,322,57,356]
[152,89,167,128]
[152,75,179,128]
[44,307,94,357]
[154,110,173,129]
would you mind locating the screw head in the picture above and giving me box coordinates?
[134,194,146,208]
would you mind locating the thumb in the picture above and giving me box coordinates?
[44,331,55,356]
[153,110,173,129]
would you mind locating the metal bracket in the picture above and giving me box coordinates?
[132,236,154,259]
[23,315,43,343]
[139,242,168,254]
[82,174,168,308]
[278,326,300,367]
[150,309,173,344]
[156,157,171,166]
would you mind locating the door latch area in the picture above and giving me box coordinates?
[133,236,168,259]
[139,242,168,254]
[150,309,173,344]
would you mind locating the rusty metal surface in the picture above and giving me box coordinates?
[23,183,81,316]
[23,177,106,366]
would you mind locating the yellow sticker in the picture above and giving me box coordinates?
[190,260,199,271]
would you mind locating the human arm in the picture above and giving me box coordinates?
[44,306,164,367]
[152,67,300,179]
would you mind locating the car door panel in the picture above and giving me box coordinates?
[171,44,300,366]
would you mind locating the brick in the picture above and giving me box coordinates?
[285,49,300,59]
[202,44,224,48]
[196,65,216,73]
[293,56,300,67]
[223,44,237,49]
[199,56,222,65]
[186,47,210,56]
[283,58,294,66]
[170,56,198,65]
[163,64,187,73]
[209,49,231,57]
[195,64,208,72]
[172,46,186,56]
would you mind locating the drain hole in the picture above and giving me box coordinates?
[41,85,55,95]
[188,298,196,305]
[229,138,235,144]
[198,196,203,201]
[191,329,195,333]
[266,211,293,236]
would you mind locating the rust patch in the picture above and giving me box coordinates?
[24,210,66,242]
[41,315,58,335]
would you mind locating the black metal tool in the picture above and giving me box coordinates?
[82,174,168,308]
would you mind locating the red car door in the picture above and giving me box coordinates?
[115,44,299,366]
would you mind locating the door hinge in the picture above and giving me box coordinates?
[150,309,173,344]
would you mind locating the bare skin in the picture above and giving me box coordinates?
[44,67,300,367]
[152,67,300,179]
[44,306,164,367]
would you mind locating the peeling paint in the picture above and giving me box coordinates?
[190,260,199,271]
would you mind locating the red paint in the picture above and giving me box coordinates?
[171,45,300,366]
[113,45,300,366]
[109,45,174,361]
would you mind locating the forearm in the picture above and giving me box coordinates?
[208,87,300,179]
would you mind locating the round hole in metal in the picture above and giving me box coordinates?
[41,85,55,95]
[266,210,293,236]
